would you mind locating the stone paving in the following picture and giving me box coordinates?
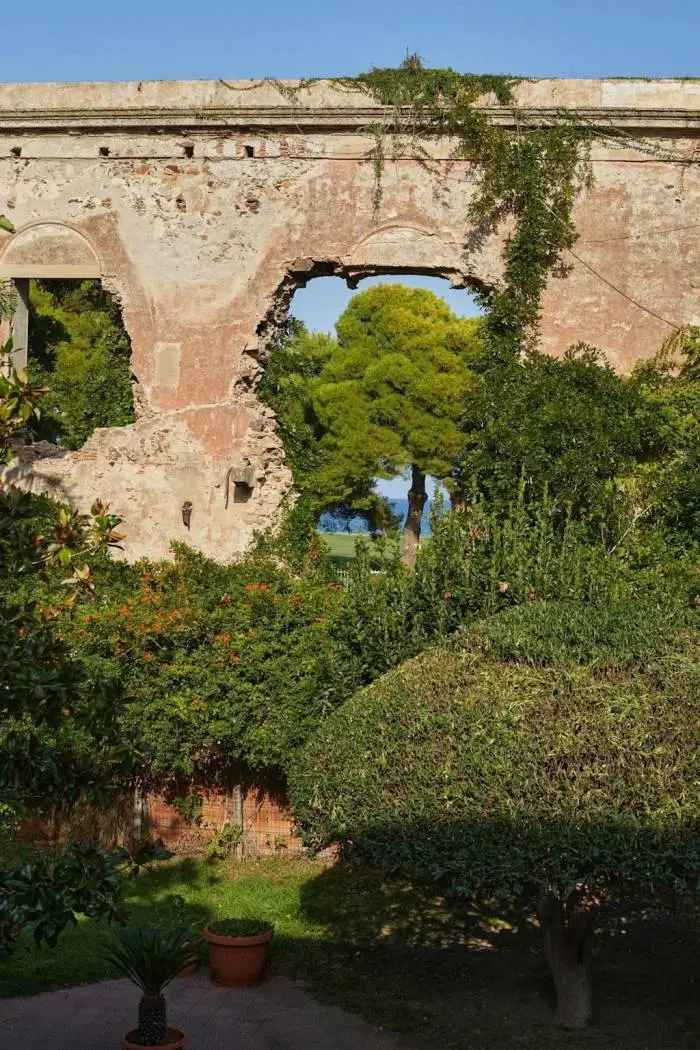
[0,973,408,1050]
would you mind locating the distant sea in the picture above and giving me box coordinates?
[319,496,450,537]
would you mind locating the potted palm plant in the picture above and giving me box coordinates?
[104,925,199,1048]
[203,917,274,986]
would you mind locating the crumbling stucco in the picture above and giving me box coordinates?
[1,78,699,561]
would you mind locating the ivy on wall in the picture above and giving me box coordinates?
[263,60,699,364]
[339,59,592,363]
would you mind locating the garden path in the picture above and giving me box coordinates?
[0,973,410,1049]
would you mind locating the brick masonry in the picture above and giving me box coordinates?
[20,783,302,857]
[147,786,302,856]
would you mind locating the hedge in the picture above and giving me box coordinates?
[290,616,699,898]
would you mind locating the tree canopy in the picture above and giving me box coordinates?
[309,284,482,560]
[28,279,134,449]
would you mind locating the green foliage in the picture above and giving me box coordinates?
[206,822,243,861]
[632,327,700,544]
[28,279,134,449]
[0,843,124,956]
[0,490,134,815]
[258,318,335,507]
[2,474,694,798]
[0,338,48,461]
[456,343,648,515]
[103,924,199,994]
[328,489,691,693]
[313,284,480,489]
[207,916,273,937]
[171,793,203,827]
[103,924,199,1043]
[53,542,344,777]
[467,598,694,669]
[290,626,699,899]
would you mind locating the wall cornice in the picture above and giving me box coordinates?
[0,78,699,135]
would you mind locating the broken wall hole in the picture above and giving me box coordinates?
[15,277,136,451]
[256,267,485,539]
[99,146,110,157]
[244,144,255,158]
[183,144,195,158]
[256,265,485,362]
[10,146,21,158]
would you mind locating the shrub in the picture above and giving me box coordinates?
[27,279,134,449]
[103,925,199,1044]
[456,343,648,516]
[59,543,344,777]
[465,597,693,669]
[207,918,273,937]
[329,490,692,692]
[0,843,124,956]
[290,622,699,1026]
[632,327,700,546]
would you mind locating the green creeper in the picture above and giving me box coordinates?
[311,284,481,563]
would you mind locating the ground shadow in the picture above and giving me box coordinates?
[291,854,699,1050]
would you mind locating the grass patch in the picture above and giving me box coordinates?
[318,531,369,563]
[0,856,697,1049]
[318,530,401,568]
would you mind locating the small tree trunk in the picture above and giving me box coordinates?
[538,890,595,1029]
[138,993,167,1044]
[401,464,427,567]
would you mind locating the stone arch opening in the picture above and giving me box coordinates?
[0,222,104,375]
[23,277,136,451]
[0,223,136,451]
[255,256,485,552]
[0,223,139,452]
[255,255,488,361]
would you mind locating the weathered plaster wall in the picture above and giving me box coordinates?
[1,78,699,560]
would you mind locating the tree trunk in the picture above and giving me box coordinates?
[401,464,427,567]
[138,993,167,1044]
[538,890,595,1029]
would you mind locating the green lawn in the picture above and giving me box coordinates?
[318,531,366,561]
[318,531,401,568]
[1,855,697,1050]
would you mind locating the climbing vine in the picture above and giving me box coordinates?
[338,58,593,362]
[254,59,698,363]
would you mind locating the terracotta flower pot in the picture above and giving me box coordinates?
[122,1027,185,1049]
[204,926,273,986]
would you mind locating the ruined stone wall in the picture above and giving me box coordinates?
[1,78,699,560]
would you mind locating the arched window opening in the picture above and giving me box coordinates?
[13,277,135,450]
[259,271,483,564]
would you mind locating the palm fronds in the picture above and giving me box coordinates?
[103,925,199,996]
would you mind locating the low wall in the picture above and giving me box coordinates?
[20,782,302,857]
[148,785,302,856]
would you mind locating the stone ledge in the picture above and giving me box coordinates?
[0,78,699,135]
[1,105,700,135]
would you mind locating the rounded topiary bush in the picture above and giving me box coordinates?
[290,624,698,1026]
[464,597,693,669]
[291,629,699,890]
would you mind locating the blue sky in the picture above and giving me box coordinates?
[293,276,481,333]
[1,1,698,84]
